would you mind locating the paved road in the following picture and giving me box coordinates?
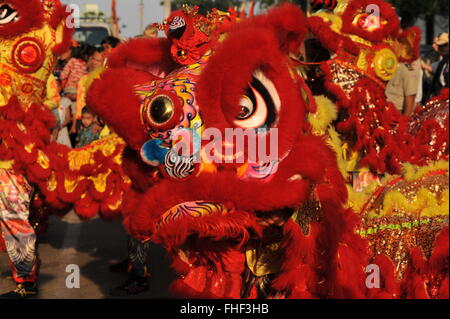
[0,211,176,299]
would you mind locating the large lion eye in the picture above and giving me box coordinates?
[148,95,175,125]
[0,4,18,25]
[237,96,255,120]
[234,71,279,129]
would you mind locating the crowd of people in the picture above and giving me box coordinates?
[47,36,117,149]
[387,32,449,116]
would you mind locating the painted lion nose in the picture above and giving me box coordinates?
[168,16,186,40]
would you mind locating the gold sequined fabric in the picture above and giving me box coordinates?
[294,198,323,235]
[240,267,286,299]
[327,60,363,100]
[246,241,283,278]
[357,173,449,278]
[409,98,449,135]
[409,96,449,160]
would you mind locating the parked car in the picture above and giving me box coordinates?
[74,17,113,47]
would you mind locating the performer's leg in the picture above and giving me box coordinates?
[0,169,38,298]
[109,236,150,296]
[109,236,151,275]
[128,236,150,279]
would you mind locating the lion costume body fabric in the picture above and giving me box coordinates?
[0,0,132,222]
[0,0,73,252]
[0,0,132,254]
[304,0,448,298]
[0,0,447,299]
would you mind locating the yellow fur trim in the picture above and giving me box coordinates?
[401,160,449,181]
[308,96,357,177]
[0,160,13,169]
[308,96,338,135]
[308,96,362,177]
[327,128,356,178]
[347,173,398,212]
[346,184,371,211]
[85,66,105,90]
[367,188,448,219]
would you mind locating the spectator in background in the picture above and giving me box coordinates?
[421,56,435,103]
[431,32,449,96]
[56,96,73,148]
[71,47,106,136]
[88,47,106,70]
[431,35,444,74]
[60,44,90,99]
[54,47,72,82]
[386,59,421,117]
[101,36,121,55]
[420,35,445,103]
[75,107,101,148]
[415,58,424,107]
[44,73,63,143]
[143,24,158,38]
[60,43,91,146]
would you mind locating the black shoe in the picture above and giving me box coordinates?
[0,282,38,299]
[109,276,149,296]
[109,259,131,273]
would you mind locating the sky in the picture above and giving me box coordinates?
[61,0,165,38]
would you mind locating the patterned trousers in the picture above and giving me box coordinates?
[128,236,151,278]
[0,169,37,283]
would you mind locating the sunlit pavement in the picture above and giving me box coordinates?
[0,211,176,299]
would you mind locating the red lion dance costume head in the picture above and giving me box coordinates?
[0,0,72,107]
[88,4,371,298]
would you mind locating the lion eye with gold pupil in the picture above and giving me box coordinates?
[148,95,174,125]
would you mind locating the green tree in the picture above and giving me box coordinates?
[387,0,449,44]
[387,0,449,24]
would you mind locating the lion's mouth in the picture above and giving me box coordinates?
[0,3,18,25]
